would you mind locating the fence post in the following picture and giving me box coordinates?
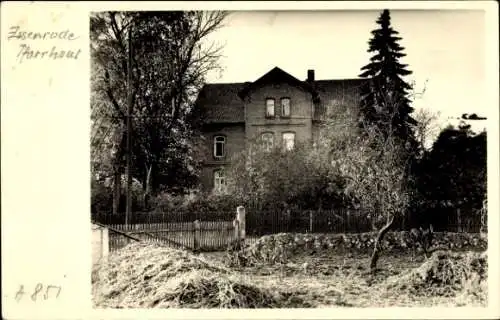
[236,206,246,248]
[346,209,350,233]
[233,218,240,248]
[101,226,109,259]
[457,208,462,233]
[309,210,313,233]
[193,220,201,252]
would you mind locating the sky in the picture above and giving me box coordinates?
[203,9,488,135]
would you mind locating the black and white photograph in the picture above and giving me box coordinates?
[90,8,491,309]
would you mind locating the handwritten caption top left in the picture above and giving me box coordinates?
[7,26,82,64]
[7,26,80,41]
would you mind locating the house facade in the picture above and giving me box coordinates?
[194,66,365,192]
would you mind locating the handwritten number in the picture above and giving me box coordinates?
[43,286,50,300]
[15,283,61,302]
[31,283,43,301]
[15,285,25,302]
[43,285,62,299]
[44,285,54,300]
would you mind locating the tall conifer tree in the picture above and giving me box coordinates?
[358,9,417,151]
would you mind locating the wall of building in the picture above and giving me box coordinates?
[198,123,245,191]
[199,124,246,162]
[312,93,361,145]
[196,81,361,192]
[244,82,314,148]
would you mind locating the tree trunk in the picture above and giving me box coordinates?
[113,129,126,215]
[112,168,121,215]
[372,197,380,231]
[369,214,395,272]
[143,164,152,210]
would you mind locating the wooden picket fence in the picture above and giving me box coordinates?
[446,208,482,233]
[91,206,247,258]
[245,207,374,236]
[244,205,485,236]
[91,204,482,263]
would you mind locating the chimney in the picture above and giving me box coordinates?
[307,69,315,82]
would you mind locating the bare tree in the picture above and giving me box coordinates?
[318,82,430,272]
[413,108,440,153]
[90,11,228,212]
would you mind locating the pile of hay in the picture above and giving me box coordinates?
[92,242,302,308]
[385,250,487,304]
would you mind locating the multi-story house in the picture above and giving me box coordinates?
[194,66,365,192]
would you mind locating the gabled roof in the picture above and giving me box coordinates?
[195,82,246,123]
[238,66,318,99]
[194,66,367,124]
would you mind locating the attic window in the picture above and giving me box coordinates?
[213,136,226,158]
[266,98,275,118]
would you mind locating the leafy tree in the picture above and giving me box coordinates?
[227,138,347,212]
[358,9,417,155]
[91,78,125,214]
[414,123,487,228]
[90,11,227,212]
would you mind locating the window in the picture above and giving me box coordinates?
[282,132,295,151]
[213,136,225,158]
[214,169,227,193]
[261,132,274,152]
[281,98,291,117]
[266,98,275,118]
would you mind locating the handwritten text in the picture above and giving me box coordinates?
[7,26,82,64]
[14,283,62,302]
[8,26,79,41]
[17,44,81,63]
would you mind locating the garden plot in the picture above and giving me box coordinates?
[92,232,487,308]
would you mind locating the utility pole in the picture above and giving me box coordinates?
[125,22,133,226]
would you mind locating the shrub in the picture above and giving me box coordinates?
[91,176,146,214]
[91,178,113,213]
[147,192,239,221]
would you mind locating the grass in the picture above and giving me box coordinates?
[93,240,487,308]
